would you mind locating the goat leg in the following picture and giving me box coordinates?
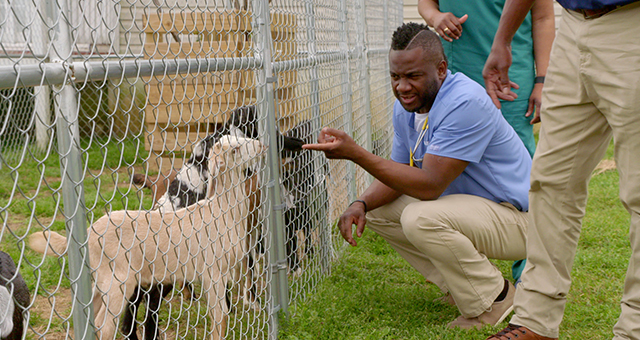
[122,286,143,340]
[285,210,300,274]
[143,284,173,340]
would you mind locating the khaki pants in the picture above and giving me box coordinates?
[366,194,528,317]
[510,3,640,339]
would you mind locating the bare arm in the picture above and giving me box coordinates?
[304,127,467,201]
[418,0,468,42]
[357,179,403,212]
[526,0,555,123]
[483,0,536,108]
[417,0,441,26]
[353,148,467,201]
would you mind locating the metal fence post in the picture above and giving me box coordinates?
[384,0,390,43]
[35,1,52,152]
[304,1,321,124]
[357,0,374,187]
[338,0,357,203]
[251,0,290,338]
[43,0,95,338]
[304,0,333,275]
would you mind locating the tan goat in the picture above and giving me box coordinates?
[28,135,266,340]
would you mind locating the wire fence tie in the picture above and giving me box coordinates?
[266,76,277,84]
[270,259,288,274]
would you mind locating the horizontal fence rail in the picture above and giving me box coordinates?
[0,0,402,339]
[0,49,389,90]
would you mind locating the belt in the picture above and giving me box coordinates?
[573,5,619,19]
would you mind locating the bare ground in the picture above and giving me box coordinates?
[594,159,617,175]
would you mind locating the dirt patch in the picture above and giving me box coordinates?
[28,288,148,340]
[26,287,209,340]
[594,159,617,175]
[2,215,61,244]
[29,288,74,340]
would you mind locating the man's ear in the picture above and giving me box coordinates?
[437,59,448,80]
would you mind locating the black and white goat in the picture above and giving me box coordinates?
[154,106,304,211]
[0,251,30,340]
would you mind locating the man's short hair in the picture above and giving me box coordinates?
[391,22,447,64]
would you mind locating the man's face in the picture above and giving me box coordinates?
[389,47,446,113]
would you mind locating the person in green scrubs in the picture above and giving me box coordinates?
[418,0,555,283]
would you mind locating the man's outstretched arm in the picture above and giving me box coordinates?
[303,127,468,201]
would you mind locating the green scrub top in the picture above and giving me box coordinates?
[439,0,536,157]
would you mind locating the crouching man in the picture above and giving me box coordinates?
[303,22,531,329]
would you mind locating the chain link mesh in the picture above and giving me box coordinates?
[0,0,402,338]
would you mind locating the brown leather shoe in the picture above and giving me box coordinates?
[487,324,558,340]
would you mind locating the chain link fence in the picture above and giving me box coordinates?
[0,0,402,338]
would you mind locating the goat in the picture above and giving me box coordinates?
[0,251,30,340]
[29,135,266,340]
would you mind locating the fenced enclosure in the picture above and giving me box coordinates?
[0,0,402,338]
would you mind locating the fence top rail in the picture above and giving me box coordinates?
[0,48,389,90]
[0,57,261,90]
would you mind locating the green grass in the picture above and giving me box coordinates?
[280,143,629,340]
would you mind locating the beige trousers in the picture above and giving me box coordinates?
[366,194,528,317]
[510,3,640,339]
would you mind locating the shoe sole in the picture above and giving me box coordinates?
[492,304,514,326]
